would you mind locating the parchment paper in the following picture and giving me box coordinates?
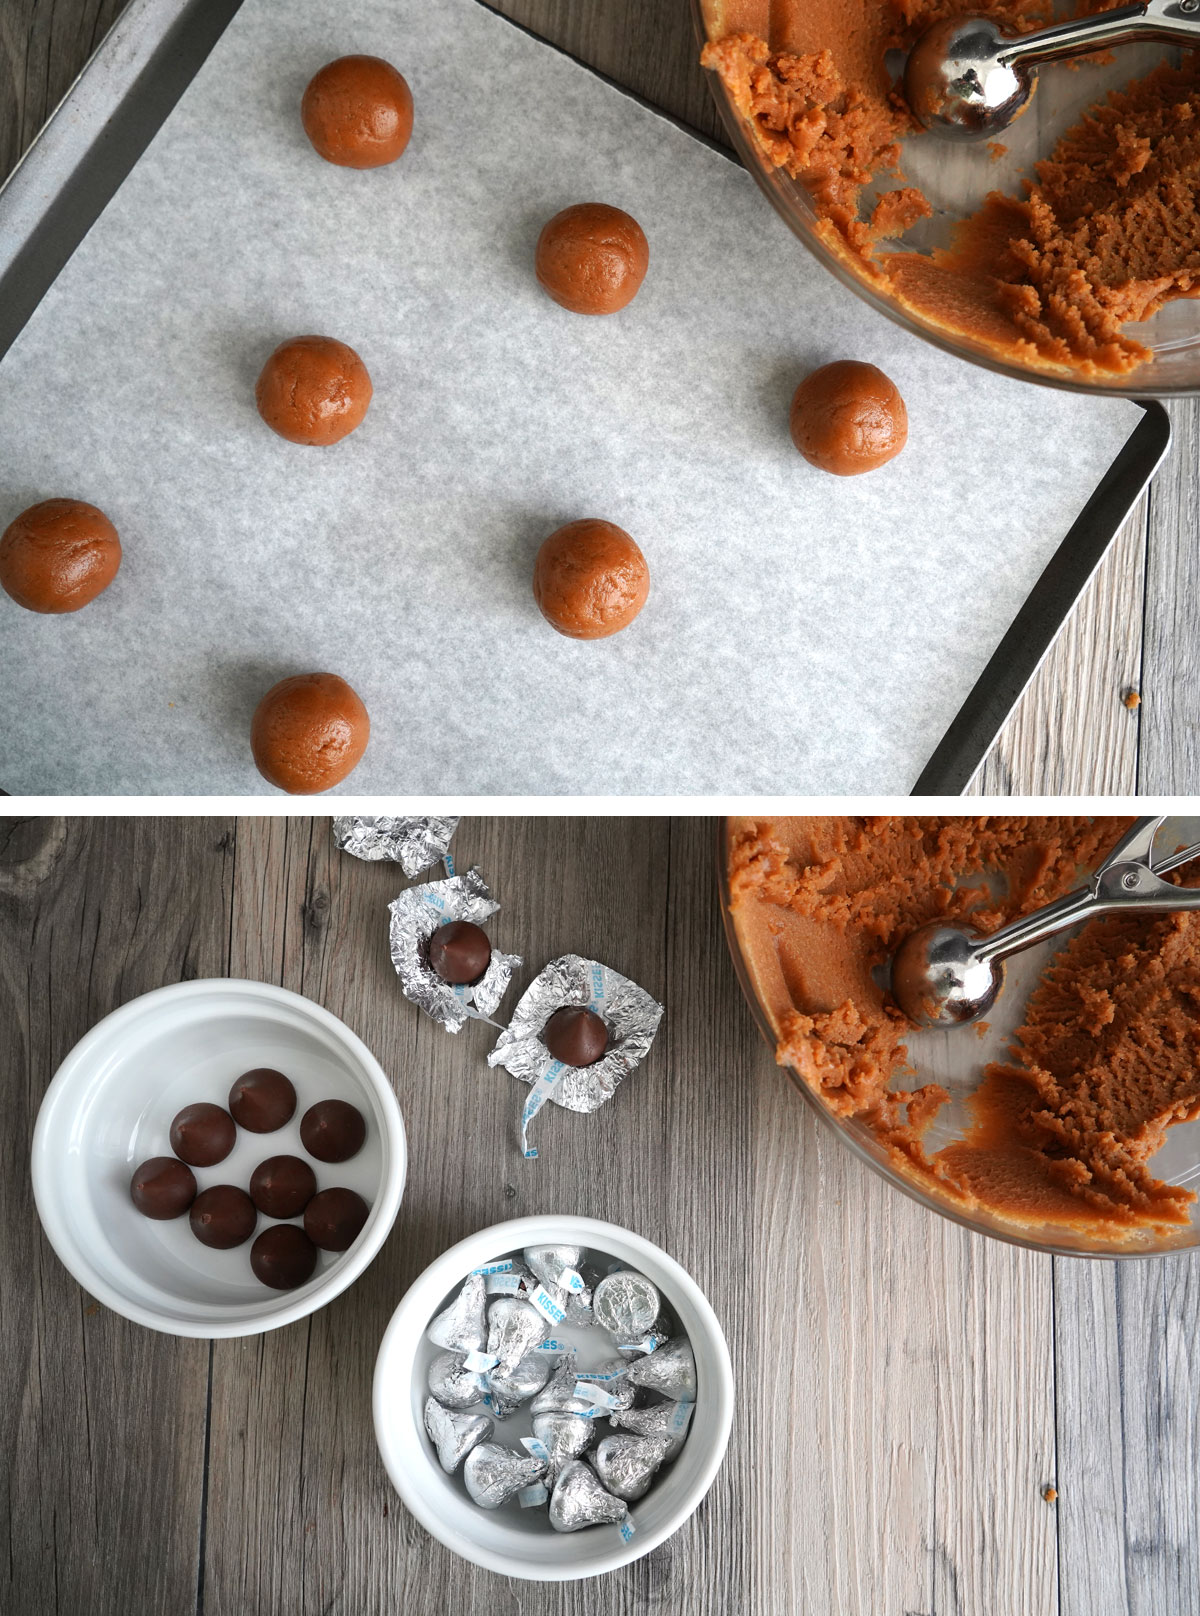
[0,0,1142,795]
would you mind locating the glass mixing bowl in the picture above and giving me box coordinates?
[718,817,1200,1257]
[692,0,1200,398]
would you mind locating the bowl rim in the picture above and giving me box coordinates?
[717,818,1194,1260]
[371,1212,735,1581]
[31,976,408,1337]
[689,0,1196,401]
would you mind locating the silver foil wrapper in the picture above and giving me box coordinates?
[486,1297,548,1377]
[486,1350,552,1419]
[531,1361,596,1417]
[578,1358,637,1413]
[626,1336,698,1403]
[528,1269,594,1329]
[524,1244,586,1292]
[464,1442,547,1510]
[532,1410,596,1486]
[428,1350,485,1411]
[610,1398,694,1459]
[616,1315,673,1357]
[332,815,459,876]
[424,1396,493,1474]
[388,868,521,1033]
[487,955,664,1158]
[592,1433,670,1502]
[427,1272,487,1355]
[549,1460,628,1533]
[593,1273,662,1341]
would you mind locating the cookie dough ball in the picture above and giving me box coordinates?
[255,335,372,446]
[789,360,907,476]
[301,55,414,169]
[0,498,121,613]
[251,672,370,793]
[535,203,649,315]
[533,519,649,640]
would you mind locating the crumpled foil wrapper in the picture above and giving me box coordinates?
[465,1442,547,1509]
[424,1396,493,1474]
[549,1459,628,1532]
[626,1336,698,1402]
[487,955,663,1155]
[593,1272,661,1340]
[610,1398,694,1459]
[592,1432,670,1502]
[332,816,459,876]
[388,868,520,1033]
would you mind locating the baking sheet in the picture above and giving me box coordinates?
[0,0,1143,795]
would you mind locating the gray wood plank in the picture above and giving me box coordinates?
[484,0,725,145]
[0,0,132,179]
[1055,1254,1200,1616]
[752,1061,1058,1615]
[202,815,754,1616]
[967,498,1146,796]
[0,815,235,1616]
[1139,397,1200,793]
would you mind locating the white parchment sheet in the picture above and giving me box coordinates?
[0,0,1141,795]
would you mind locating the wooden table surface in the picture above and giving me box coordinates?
[2,0,1198,794]
[1,812,1198,1616]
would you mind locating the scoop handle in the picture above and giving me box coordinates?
[1002,0,1200,66]
[974,818,1200,967]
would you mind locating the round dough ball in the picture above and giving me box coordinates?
[251,672,370,793]
[535,203,649,315]
[532,519,649,640]
[255,335,372,446]
[0,498,121,613]
[301,55,414,169]
[788,360,908,476]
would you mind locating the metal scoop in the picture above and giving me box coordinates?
[890,817,1200,1027]
[904,0,1200,139]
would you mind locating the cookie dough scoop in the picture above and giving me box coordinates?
[890,817,1200,1028]
[905,0,1200,139]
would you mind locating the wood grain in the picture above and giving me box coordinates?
[967,496,1147,796]
[0,816,235,1616]
[1139,399,1200,793]
[0,0,130,179]
[753,1067,1057,1615]
[1054,1254,1200,1616]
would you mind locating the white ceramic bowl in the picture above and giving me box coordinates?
[372,1214,733,1580]
[32,979,406,1337]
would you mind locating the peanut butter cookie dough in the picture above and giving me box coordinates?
[0,498,121,613]
[535,204,649,315]
[789,360,907,474]
[701,2,1200,377]
[727,816,1200,1239]
[251,672,370,793]
[301,55,414,169]
[255,335,372,446]
[533,519,649,639]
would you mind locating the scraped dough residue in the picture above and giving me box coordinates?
[701,1,1200,377]
[727,816,1200,1239]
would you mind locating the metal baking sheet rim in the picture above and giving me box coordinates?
[0,0,1170,800]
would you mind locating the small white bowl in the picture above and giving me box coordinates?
[372,1214,733,1580]
[32,979,406,1338]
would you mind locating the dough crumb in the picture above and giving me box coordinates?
[1123,689,1142,710]
[1043,1485,1058,1503]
